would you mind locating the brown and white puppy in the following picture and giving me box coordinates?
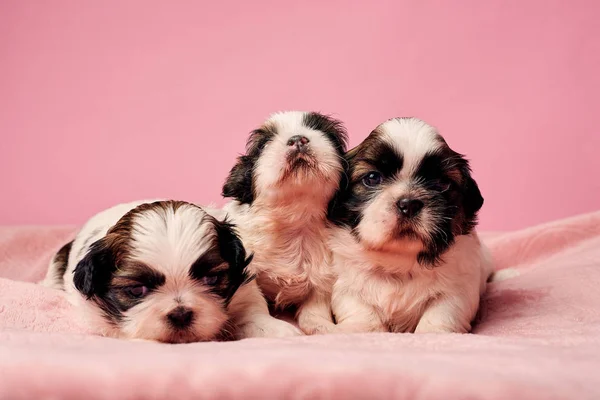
[41,200,295,343]
[328,118,493,334]
[222,111,348,334]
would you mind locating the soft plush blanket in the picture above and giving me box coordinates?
[1,212,599,400]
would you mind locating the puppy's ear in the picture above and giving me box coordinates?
[462,173,484,217]
[214,218,253,299]
[454,160,484,235]
[445,148,484,219]
[344,145,361,162]
[221,156,255,204]
[73,239,116,299]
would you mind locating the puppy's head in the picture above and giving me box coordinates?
[330,118,483,266]
[222,111,348,206]
[73,201,252,343]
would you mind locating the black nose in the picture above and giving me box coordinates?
[287,135,310,147]
[166,306,194,329]
[397,198,424,217]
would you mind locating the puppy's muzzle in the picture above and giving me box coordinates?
[287,135,310,151]
[396,198,424,218]
[166,306,194,329]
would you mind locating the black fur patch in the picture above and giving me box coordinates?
[222,112,348,205]
[72,237,127,323]
[221,155,257,204]
[355,144,403,180]
[328,135,401,228]
[106,263,167,318]
[329,122,484,267]
[189,217,253,304]
[71,200,251,325]
[302,112,348,156]
[73,238,117,299]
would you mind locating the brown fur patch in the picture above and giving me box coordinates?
[102,200,205,267]
[51,240,73,284]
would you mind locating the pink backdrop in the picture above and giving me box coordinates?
[1,1,599,230]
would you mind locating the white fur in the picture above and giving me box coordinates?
[330,118,493,334]
[380,118,443,176]
[203,205,303,339]
[224,111,345,334]
[41,199,301,342]
[331,228,492,333]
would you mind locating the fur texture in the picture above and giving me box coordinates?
[328,117,493,333]
[42,200,300,342]
[222,111,348,334]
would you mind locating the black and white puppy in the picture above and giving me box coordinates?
[222,111,348,334]
[41,200,291,343]
[328,117,493,334]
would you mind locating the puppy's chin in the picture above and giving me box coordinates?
[281,150,319,180]
[358,228,425,254]
[355,207,449,267]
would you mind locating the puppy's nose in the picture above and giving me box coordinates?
[287,135,310,147]
[167,306,194,329]
[397,198,424,217]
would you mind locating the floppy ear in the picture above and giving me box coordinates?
[452,162,484,236]
[221,156,255,204]
[73,239,116,299]
[445,148,484,219]
[463,174,484,217]
[214,218,253,300]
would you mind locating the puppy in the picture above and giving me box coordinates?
[222,111,348,334]
[41,200,295,342]
[328,118,492,334]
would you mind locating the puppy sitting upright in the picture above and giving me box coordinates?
[329,118,492,334]
[222,111,348,334]
[41,200,256,343]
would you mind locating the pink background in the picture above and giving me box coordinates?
[1,1,599,230]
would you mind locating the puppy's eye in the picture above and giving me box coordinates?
[362,171,383,187]
[201,276,219,286]
[125,285,148,298]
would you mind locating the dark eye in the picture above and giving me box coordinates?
[125,285,148,298]
[201,276,219,286]
[362,171,383,187]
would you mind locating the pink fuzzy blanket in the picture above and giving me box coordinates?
[1,213,600,400]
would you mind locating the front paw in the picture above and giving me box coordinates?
[414,321,469,334]
[298,319,337,335]
[238,316,303,339]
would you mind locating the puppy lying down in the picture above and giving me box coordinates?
[41,200,298,343]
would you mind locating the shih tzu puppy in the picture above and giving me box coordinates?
[222,111,348,334]
[328,117,493,334]
[41,200,290,343]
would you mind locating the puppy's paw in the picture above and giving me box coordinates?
[488,268,520,282]
[298,319,337,335]
[414,321,468,334]
[238,315,303,339]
